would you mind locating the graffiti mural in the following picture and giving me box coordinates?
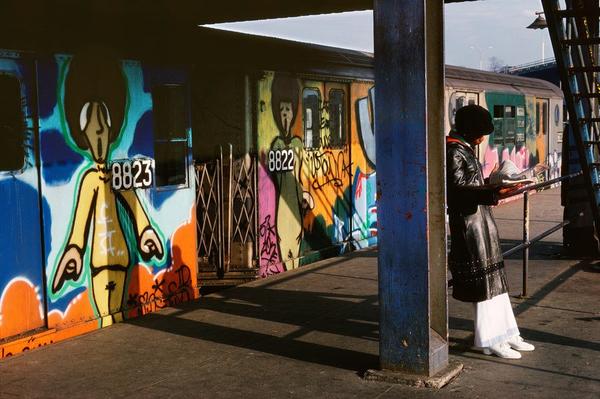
[50,50,164,327]
[0,48,198,353]
[257,73,376,275]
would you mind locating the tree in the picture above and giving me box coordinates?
[488,56,508,73]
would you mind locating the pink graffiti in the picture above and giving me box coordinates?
[257,161,284,277]
[501,146,530,171]
[482,145,531,178]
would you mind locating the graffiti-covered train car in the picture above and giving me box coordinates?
[224,62,563,278]
[253,73,376,275]
[445,66,564,181]
[0,30,563,357]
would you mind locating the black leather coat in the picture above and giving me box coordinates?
[446,138,509,302]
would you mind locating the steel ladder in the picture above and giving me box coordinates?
[542,0,600,242]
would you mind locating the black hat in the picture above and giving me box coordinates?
[455,104,494,139]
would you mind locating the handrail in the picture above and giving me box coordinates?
[502,220,570,258]
[500,171,582,199]
[500,171,582,297]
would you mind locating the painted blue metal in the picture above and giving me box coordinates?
[0,54,46,335]
[374,0,430,373]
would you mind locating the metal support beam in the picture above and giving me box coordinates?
[374,0,447,376]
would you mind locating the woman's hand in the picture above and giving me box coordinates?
[497,182,526,198]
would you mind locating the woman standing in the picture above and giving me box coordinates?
[446,104,535,359]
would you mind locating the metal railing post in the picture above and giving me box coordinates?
[522,191,530,297]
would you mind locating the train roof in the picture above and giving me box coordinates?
[445,65,564,98]
[193,27,375,80]
[195,28,563,98]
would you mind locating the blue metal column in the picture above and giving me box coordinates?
[374,0,447,376]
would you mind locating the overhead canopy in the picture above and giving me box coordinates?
[1,0,479,27]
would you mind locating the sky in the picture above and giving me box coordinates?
[206,0,551,70]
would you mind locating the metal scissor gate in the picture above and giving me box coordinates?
[543,0,600,246]
[195,147,259,286]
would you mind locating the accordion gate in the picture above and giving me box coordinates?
[195,148,259,285]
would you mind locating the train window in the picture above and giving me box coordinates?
[152,84,189,188]
[0,74,26,172]
[493,105,504,118]
[505,106,516,118]
[154,140,188,187]
[327,89,346,148]
[303,88,321,149]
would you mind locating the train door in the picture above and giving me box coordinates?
[324,81,351,248]
[300,80,352,255]
[535,98,550,166]
[0,53,47,339]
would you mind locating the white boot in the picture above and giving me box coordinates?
[507,336,535,351]
[483,342,522,359]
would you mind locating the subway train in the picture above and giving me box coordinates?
[0,28,563,356]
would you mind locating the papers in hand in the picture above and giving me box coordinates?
[488,160,549,186]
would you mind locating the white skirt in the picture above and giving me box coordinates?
[473,293,520,348]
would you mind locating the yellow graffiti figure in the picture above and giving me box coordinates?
[270,75,304,270]
[51,49,163,327]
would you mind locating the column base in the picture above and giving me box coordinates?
[363,360,463,389]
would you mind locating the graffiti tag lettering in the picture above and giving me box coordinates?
[258,215,281,276]
[126,264,192,316]
[304,149,352,191]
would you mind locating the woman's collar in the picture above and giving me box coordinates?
[447,132,474,151]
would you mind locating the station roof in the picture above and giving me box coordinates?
[1,0,478,28]
[125,0,478,24]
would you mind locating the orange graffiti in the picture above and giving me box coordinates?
[47,289,96,330]
[1,208,198,360]
[127,209,198,318]
[0,284,96,359]
[0,279,43,339]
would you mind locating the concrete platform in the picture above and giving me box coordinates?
[1,188,599,398]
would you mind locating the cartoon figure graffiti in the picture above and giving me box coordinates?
[269,75,304,269]
[51,50,163,327]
